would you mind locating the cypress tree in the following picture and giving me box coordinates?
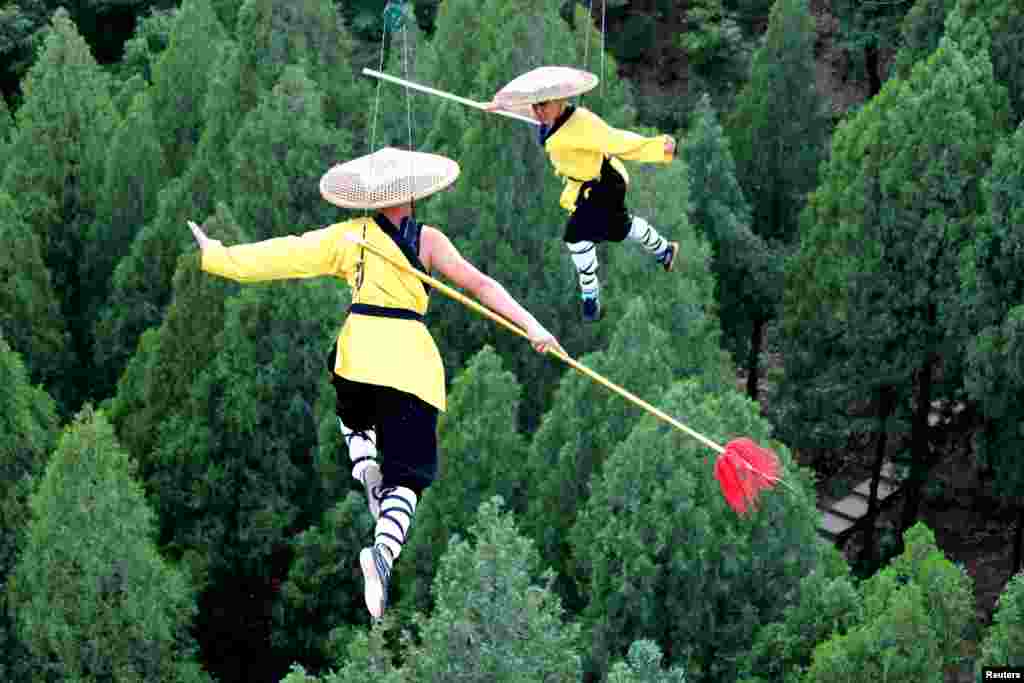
[2,8,119,409]
[0,191,70,389]
[784,37,1009,537]
[575,380,817,682]
[0,337,58,683]
[396,345,529,616]
[726,0,828,400]
[7,407,212,683]
[149,0,227,177]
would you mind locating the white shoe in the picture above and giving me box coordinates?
[360,545,391,620]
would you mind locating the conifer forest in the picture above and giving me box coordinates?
[2,0,1024,681]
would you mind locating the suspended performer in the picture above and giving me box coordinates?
[488,66,679,323]
[186,147,562,620]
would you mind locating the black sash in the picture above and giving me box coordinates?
[348,303,424,322]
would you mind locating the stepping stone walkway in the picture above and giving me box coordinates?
[819,461,902,542]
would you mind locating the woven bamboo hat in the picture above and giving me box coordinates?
[319,147,460,209]
[492,66,599,108]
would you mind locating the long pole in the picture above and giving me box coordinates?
[361,68,540,126]
[344,232,726,453]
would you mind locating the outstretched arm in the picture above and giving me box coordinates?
[421,226,563,354]
[187,220,349,283]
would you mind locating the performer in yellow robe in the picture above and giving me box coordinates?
[490,67,679,322]
[188,147,561,620]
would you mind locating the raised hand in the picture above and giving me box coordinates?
[187,220,222,251]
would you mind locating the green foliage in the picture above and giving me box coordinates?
[149,0,227,177]
[233,0,367,130]
[7,407,211,683]
[108,203,244,466]
[945,0,1024,125]
[2,8,120,409]
[524,297,724,610]
[397,346,529,616]
[227,63,349,241]
[119,6,178,83]
[684,93,772,362]
[0,191,70,388]
[81,90,170,343]
[608,640,689,683]
[892,0,955,78]
[575,379,818,681]
[739,543,859,683]
[783,38,1010,462]
[833,0,914,85]
[728,0,827,246]
[403,496,582,681]
[803,523,974,682]
[271,493,375,670]
[0,93,12,174]
[961,124,1024,501]
[977,571,1024,670]
[0,337,57,683]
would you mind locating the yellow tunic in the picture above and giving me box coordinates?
[543,107,672,212]
[201,216,446,411]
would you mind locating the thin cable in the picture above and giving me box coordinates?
[580,0,594,107]
[600,0,607,98]
[360,15,393,294]
[401,10,416,221]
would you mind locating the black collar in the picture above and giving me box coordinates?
[541,105,576,144]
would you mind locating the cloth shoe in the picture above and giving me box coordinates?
[582,293,602,323]
[659,241,679,272]
[359,545,392,620]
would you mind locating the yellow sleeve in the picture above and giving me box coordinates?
[201,225,355,283]
[584,111,671,163]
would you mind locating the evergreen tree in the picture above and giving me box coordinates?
[803,524,974,682]
[81,88,170,359]
[147,276,343,683]
[396,345,529,616]
[0,93,12,176]
[833,0,915,96]
[738,543,860,683]
[271,493,375,672]
[0,337,58,683]
[227,63,350,241]
[960,123,1024,573]
[684,93,772,366]
[149,0,227,177]
[976,571,1024,670]
[7,407,211,683]
[944,0,1024,126]
[403,497,582,682]
[575,380,818,682]
[784,37,1009,537]
[232,0,367,130]
[118,6,178,84]
[524,297,728,611]
[607,641,689,683]
[726,0,828,400]
[0,191,70,389]
[892,0,956,78]
[2,8,119,409]
[108,203,244,466]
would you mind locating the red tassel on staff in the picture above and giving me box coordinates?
[714,438,782,515]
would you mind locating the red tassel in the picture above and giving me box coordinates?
[714,438,781,515]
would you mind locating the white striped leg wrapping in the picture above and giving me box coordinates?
[627,215,669,259]
[566,240,600,297]
[338,417,378,482]
[375,486,418,564]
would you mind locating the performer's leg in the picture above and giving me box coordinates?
[359,388,438,619]
[338,418,383,519]
[626,215,679,271]
[330,363,383,520]
[565,240,602,322]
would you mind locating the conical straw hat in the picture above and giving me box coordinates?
[320,147,460,210]
[492,66,599,108]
